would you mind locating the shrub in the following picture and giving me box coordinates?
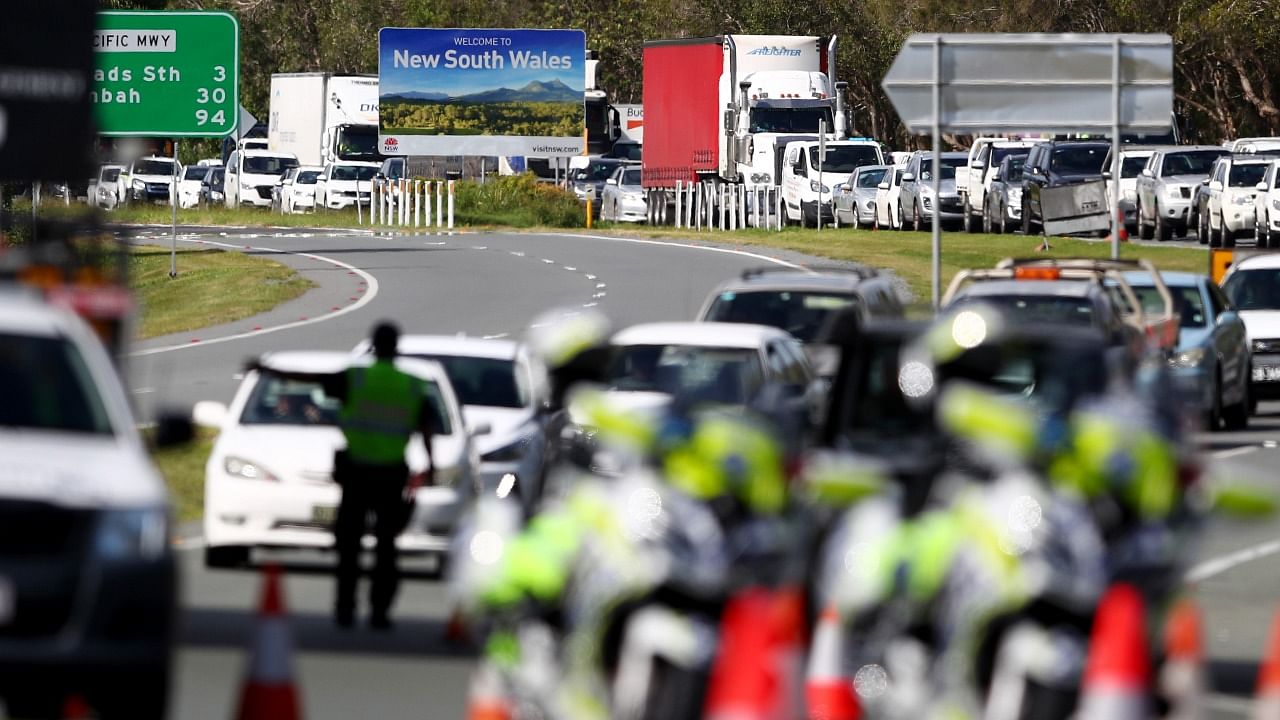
[448,173,582,228]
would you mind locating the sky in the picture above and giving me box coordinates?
[379,28,586,97]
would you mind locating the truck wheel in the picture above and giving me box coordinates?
[1137,203,1154,239]
[913,203,922,232]
[896,204,906,231]
[205,545,250,569]
[1202,212,1213,246]
[1022,200,1032,236]
[1224,375,1251,430]
[1222,213,1236,248]
[964,200,980,233]
[1156,211,1173,242]
[984,205,995,234]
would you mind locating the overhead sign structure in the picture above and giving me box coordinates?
[0,0,95,181]
[881,33,1175,304]
[94,11,239,137]
[378,28,586,157]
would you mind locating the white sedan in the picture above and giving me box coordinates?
[196,351,481,568]
[875,165,907,230]
[600,164,646,223]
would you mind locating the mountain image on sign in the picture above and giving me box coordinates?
[381,79,583,137]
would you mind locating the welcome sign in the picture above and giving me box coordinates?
[378,28,586,157]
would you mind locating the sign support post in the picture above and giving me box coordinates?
[818,119,826,231]
[931,37,942,309]
[1111,37,1122,260]
[170,139,178,278]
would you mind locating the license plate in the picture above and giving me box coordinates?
[0,576,13,626]
[312,505,338,525]
[1253,366,1280,382]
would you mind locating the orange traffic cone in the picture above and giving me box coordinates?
[1078,583,1152,719]
[773,587,808,720]
[805,605,859,720]
[704,587,807,720]
[465,664,511,720]
[1160,598,1205,720]
[1251,605,1280,720]
[444,604,472,647]
[235,563,302,720]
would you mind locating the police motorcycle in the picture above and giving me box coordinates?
[809,304,1211,720]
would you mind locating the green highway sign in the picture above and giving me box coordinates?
[94,11,239,137]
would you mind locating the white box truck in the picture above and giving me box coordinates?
[268,73,381,167]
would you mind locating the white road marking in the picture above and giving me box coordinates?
[510,251,525,257]
[425,241,447,246]
[546,232,806,270]
[482,333,509,340]
[1210,446,1261,460]
[596,283,607,289]
[472,245,488,250]
[585,274,597,280]
[563,266,577,271]
[131,387,155,394]
[582,302,598,308]
[1186,539,1280,584]
[129,238,380,357]
[541,258,555,264]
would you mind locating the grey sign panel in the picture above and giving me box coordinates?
[1042,181,1111,236]
[882,34,1173,134]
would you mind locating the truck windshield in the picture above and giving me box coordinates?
[1229,164,1268,188]
[331,165,378,181]
[101,168,121,182]
[336,126,380,160]
[183,167,206,180]
[243,156,298,175]
[952,294,1095,326]
[1224,269,1280,311]
[0,333,114,435]
[1051,146,1108,175]
[607,345,763,406]
[296,171,321,185]
[990,147,1029,168]
[1161,151,1226,176]
[1121,155,1150,178]
[133,160,174,176]
[811,146,881,173]
[750,107,834,134]
[1003,157,1026,182]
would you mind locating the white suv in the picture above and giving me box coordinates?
[225,149,299,208]
[1206,155,1274,247]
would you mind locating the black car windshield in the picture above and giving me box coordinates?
[133,160,174,176]
[1002,157,1026,182]
[1051,146,1107,175]
[1121,156,1150,179]
[838,338,933,449]
[918,157,965,181]
[607,345,763,406]
[1161,151,1226,176]
[857,168,888,188]
[331,165,378,181]
[704,290,854,343]
[183,167,206,180]
[409,355,528,409]
[812,145,881,173]
[1224,269,1280,311]
[210,169,224,184]
[240,375,451,433]
[336,126,379,159]
[1130,285,1207,328]
[990,147,1029,168]
[620,168,642,186]
[243,156,298,174]
[296,171,321,184]
[749,107,834,134]
[953,294,1096,326]
[577,162,620,182]
[1229,164,1268,188]
[0,334,113,435]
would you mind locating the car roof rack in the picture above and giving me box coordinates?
[739,265,879,281]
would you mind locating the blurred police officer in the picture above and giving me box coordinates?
[253,321,434,629]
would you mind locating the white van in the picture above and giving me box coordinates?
[781,139,884,227]
[225,149,299,208]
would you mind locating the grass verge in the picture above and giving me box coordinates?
[151,429,216,525]
[131,244,314,339]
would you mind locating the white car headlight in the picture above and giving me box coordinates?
[94,507,169,560]
[1273,198,1280,211]
[225,456,278,481]
[1232,194,1253,205]
[132,179,145,190]
[1169,347,1206,368]
[1165,186,1184,200]
[809,180,830,193]
[1009,188,1023,201]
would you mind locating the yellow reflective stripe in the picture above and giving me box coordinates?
[937,384,1037,461]
[1131,432,1176,519]
[905,511,961,601]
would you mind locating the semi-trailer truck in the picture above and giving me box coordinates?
[641,34,846,222]
[268,73,381,167]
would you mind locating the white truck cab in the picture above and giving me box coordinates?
[781,139,883,227]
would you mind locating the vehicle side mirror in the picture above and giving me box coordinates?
[901,173,915,182]
[1210,181,1224,192]
[1257,182,1268,192]
[192,400,229,428]
[469,422,492,437]
[153,411,196,448]
[1217,309,1239,326]
[877,181,889,190]
[972,160,985,170]
[606,177,617,185]
[1142,168,1154,177]
[1102,170,1112,179]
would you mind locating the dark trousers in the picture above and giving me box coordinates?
[334,460,409,619]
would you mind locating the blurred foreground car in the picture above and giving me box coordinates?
[1125,271,1250,429]
[197,351,480,569]
[1222,252,1280,404]
[0,290,180,719]
[353,336,552,514]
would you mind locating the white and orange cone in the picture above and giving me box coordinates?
[805,605,859,720]
[465,663,511,720]
[1078,583,1152,720]
[1251,605,1280,720]
[1160,598,1205,720]
[235,563,302,720]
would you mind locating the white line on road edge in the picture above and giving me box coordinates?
[129,238,380,357]
[544,232,807,270]
[1186,539,1280,584]
[1210,446,1261,460]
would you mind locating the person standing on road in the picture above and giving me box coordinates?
[250,321,434,629]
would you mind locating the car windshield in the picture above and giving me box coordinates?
[408,355,528,409]
[838,338,933,448]
[331,165,378,181]
[1130,285,1207,328]
[1229,164,1268,187]
[607,345,763,405]
[704,290,855,343]
[620,168,642,186]
[1161,151,1225,176]
[210,169,224,184]
[857,168,887,188]
[133,160,174,176]
[990,147,1029,168]
[1002,157,1026,182]
[101,168,121,182]
[296,171,321,184]
[953,294,1096,326]
[918,157,965,181]
[812,145,881,173]
[577,162,619,182]
[749,106,834,134]
[1051,146,1107,175]
[243,156,298,175]
[384,160,405,180]
[1121,156,1150,178]
[183,167,206,180]
[1224,269,1280,311]
[240,375,452,434]
[0,333,113,435]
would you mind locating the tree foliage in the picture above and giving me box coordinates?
[100,0,1280,146]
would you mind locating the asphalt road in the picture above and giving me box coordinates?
[118,226,1280,719]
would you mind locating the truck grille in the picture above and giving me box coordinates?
[1180,187,1191,198]
[1254,338,1280,354]
[0,501,89,638]
[146,183,168,194]
[255,186,274,200]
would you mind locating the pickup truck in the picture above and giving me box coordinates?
[959,139,1039,233]
[1133,145,1229,241]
